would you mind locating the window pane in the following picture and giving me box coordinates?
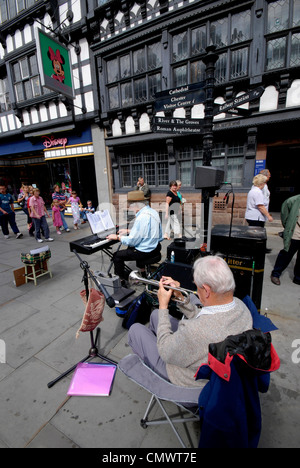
[120,54,130,79]
[15,83,24,101]
[210,17,228,48]
[24,80,33,100]
[0,0,8,23]
[121,165,131,187]
[134,77,147,103]
[230,48,248,79]
[133,48,146,74]
[291,33,300,66]
[132,162,142,182]
[192,26,207,55]
[173,32,188,62]
[13,62,21,82]
[121,82,133,106]
[29,55,38,76]
[293,0,300,26]
[227,157,244,186]
[20,57,29,79]
[266,37,286,69]
[267,0,289,33]
[173,65,187,86]
[7,0,16,18]
[158,162,169,185]
[31,76,41,97]
[215,52,227,84]
[231,10,251,43]
[17,0,25,13]
[107,58,119,83]
[191,60,205,83]
[108,86,119,108]
[148,43,161,70]
[179,161,192,186]
[149,73,161,97]
[144,163,155,185]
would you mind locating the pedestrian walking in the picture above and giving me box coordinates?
[0,181,23,239]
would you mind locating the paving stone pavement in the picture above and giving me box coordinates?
[0,210,299,449]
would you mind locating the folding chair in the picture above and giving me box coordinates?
[118,353,201,448]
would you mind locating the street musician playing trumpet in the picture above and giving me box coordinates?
[128,255,253,388]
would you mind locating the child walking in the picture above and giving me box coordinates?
[52,199,63,235]
[69,190,83,229]
[28,188,53,243]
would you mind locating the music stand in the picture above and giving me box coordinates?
[47,250,117,389]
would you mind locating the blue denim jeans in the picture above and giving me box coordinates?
[60,211,69,230]
[32,216,49,240]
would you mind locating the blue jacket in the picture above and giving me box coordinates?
[195,297,280,448]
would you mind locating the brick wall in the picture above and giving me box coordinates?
[112,191,248,227]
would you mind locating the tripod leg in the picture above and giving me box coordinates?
[47,354,91,389]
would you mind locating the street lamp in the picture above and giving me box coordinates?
[201,44,219,251]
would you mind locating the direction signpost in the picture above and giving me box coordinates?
[152,116,204,134]
[213,86,265,116]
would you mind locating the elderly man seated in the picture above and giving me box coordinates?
[107,190,162,282]
[128,255,253,388]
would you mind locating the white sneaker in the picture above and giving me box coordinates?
[16,232,23,239]
[45,238,54,242]
[65,228,70,232]
[4,235,10,239]
[37,239,44,243]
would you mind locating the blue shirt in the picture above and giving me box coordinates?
[0,193,14,216]
[121,205,163,252]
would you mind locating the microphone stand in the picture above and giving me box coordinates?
[47,250,117,389]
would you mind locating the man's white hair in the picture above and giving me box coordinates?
[193,255,235,294]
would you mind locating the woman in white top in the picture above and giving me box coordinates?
[245,174,273,227]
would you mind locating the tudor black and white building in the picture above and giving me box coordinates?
[1,0,300,215]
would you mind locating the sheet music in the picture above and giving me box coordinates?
[87,210,115,235]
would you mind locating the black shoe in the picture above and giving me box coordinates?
[293,278,300,285]
[271,275,281,286]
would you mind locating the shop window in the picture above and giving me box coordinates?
[177,142,244,187]
[118,149,169,188]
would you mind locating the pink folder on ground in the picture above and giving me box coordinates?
[67,362,117,396]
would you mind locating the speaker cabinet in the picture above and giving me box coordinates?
[211,225,267,311]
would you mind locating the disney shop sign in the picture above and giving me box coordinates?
[35,28,75,100]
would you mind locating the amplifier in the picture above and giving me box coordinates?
[219,254,264,311]
[211,225,266,260]
[166,238,201,265]
[156,260,196,292]
[211,225,266,311]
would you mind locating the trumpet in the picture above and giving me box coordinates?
[128,270,196,304]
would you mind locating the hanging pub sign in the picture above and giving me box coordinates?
[35,28,75,100]
[154,82,206,112]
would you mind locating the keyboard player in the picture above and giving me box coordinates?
[106,191,163,283]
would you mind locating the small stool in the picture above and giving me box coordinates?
[136,253,162,278]
[21,250,52,286]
